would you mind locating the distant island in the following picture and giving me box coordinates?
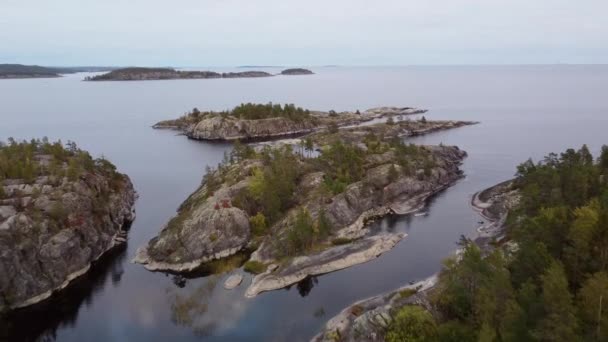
[0,64,116,79]
[85,67,274,81]
[280,68,314,75]
[85,67,315,81]
[0,64,61,79]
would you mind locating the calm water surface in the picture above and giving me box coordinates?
[1,66,607,341]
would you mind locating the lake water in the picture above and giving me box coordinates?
[1,65,607,341]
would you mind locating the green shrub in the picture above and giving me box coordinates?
[249,212,267,236]
[243,260,267,274]
[398,288,418,299]
[386,305,438,342]
[48,202,68,222]
[331,237,352,245]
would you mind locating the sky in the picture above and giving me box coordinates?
[1,0,607,66]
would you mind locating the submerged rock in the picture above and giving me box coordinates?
[224,274,244,290]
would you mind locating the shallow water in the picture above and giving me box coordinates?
[1,65,607,341]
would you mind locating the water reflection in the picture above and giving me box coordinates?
[0,243,128,342]
[166,275,251,337]
[295,276,319,297]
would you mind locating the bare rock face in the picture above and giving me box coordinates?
[186,116,319,141]
[0,173,136,311]
[134,180,251,272]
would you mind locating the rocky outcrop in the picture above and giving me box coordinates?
[85,67,273,81]
[133,170,255,272]
[280,68,314,75]
[186,116,320,141]
[0,166,136,312]
[245,233,405,298]
[312,276,439,342]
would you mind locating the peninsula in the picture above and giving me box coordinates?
[0,139,136,312]
[134,114,477,298]
[314,144,608,342]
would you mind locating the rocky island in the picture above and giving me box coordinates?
[0,139,136,312]
[135,114,476,298]
[84,67,274,81]
[280,68,314,75]
[153,103,429,142]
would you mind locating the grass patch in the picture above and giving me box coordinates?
[331,237,353,246]
[398,288,418,299]
[243,260,267,274]
[195,253,249,275]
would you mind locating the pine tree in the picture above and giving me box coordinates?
[578,272,608,340]
[534,261,580,341]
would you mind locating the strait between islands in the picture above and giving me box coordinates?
[134,104,477,298]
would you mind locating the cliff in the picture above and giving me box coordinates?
[0,140,137,311]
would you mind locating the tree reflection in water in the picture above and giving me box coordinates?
[296,276,318,297]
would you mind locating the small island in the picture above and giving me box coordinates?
[134,115,476,298]
[0,139,136,312]
[153,103,429,142]
[280,68,314,75]
[84,67,274,81]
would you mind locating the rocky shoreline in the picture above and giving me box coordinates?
[245,233,406,298]
[312,180,519,342]
[153,105,429,142]
[0,141,137,312]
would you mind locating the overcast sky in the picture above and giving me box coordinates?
[2,0,607,66]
